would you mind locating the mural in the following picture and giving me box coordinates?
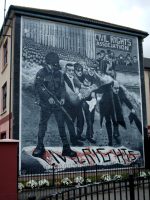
[20,17,144,173]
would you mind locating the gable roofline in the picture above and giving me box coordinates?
[0,5,149,39]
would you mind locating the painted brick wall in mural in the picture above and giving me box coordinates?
[20,17,144,173]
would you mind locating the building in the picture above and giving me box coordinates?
[144,58,150,135]
[0,15,12,139]
[0,5,149,171]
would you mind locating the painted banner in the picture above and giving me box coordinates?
[95,34,132,51]
[20,17,144,174]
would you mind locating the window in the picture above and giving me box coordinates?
[0,132,6,139]
[2,82,7,111]
[3,39,8,67]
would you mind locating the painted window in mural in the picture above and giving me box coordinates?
[20,17,144,173]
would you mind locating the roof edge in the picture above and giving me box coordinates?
[0,5,149,39]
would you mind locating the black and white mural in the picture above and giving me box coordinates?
[20,17,144,173]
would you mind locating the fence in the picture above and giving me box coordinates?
[42,175,150,200]
[18,163,150,199]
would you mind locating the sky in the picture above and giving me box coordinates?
[0,0,150,58]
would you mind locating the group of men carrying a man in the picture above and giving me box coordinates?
[33,52,140,158]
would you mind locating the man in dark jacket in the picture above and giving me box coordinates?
[99,81,136,146]
[33,52,77,157]
[82,65,101,144]
[63,63,84,145]
[73,63,85,141]
[74,63,100,144]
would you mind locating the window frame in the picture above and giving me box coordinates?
[2,82,7,112]
[2,38,8,70]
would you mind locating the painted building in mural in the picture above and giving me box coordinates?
[0,5,149,173]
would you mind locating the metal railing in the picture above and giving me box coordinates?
[41,176,150,200]
[18,163,149,200]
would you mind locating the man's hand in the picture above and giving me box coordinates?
[131,109,136,114]
[78,93,83,100]
[49,97,55,104]
[60,99,65,105]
